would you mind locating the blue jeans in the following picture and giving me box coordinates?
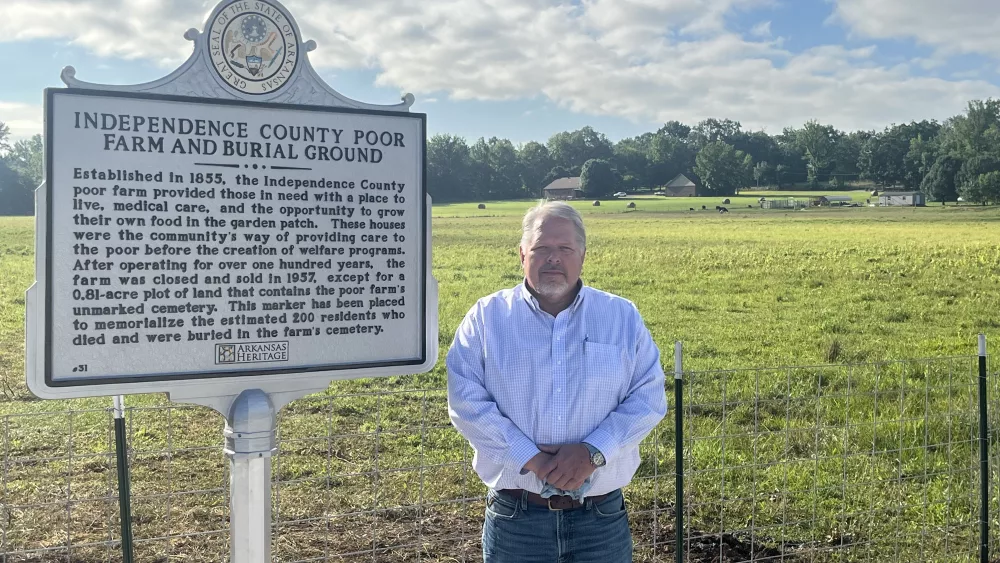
[481,488,633,562]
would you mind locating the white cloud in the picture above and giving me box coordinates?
[832,0,1000,59]
[1,0,999,137]
[750,21,772,38]
[0,102,43,141]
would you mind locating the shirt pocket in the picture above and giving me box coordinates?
[582,341,630,402]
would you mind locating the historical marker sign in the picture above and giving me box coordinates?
[26,0,437,401]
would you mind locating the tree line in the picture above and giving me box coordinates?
[428,99,1000,204]
[4,98,1000,215]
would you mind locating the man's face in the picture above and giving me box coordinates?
[520,216,585,301]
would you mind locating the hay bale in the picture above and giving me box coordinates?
[626,202,636,209]
[592,200,601,206]
[723,198,731,204]
[477,203,486,209]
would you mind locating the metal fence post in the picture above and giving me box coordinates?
[979,334,989,563]
[674,341,683,563]
[113,395,134,563]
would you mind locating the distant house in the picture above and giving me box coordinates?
[543,177,583,200]
[879,191,926,207]
[663,173,698,197]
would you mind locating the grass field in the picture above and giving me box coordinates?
[1,197,999,561]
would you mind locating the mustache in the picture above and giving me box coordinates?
[540,266,565,274]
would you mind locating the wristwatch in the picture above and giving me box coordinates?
[583,442,606,467]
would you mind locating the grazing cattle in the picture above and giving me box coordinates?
[689,208,695,211]
[719,206,729,214]
[715,206,722,211]
[477,203,486,209]
[702,205,706,210]
[593,200,601,206]
[748,205,753,208]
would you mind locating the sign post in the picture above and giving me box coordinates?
[26,2,437,560]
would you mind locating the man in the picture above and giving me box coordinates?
[446,201,668,562]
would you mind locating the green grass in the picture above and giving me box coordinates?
[1,200,999,561]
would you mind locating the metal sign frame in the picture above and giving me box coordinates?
[25,2,438,560]
[36,87,431,390]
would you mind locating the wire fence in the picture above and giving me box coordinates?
[0,345,996,562]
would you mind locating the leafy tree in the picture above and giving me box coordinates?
[579,159,618,198]
[774,164,788,188]
[0,121,10,153]
[957,154,1000,204]
[612,138,650,188]
[5,134,43,187]
[941,99,1000,159]
[468,137,522,199]
[0,126,40,215]
[920,155,962,204]
[540,166,573,189]
[646,133,692,187]
[0,159,34,215]
[797,120,840,185]
[517,141,553,197]
[426,134,471,202]
[694,141,747,196]
[753,161,771,187]
[690,118,742,148]
[964,171,1000,205]
[546,126,614,174]
[488,138,523,198]
[905,134,938,189]
[659,120,691,140]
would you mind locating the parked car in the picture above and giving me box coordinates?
[653,191,666,196]
[613,191,627,197]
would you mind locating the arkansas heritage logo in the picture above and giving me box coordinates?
[208,1,299,95]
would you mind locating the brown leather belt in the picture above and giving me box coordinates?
[499,488,613,511]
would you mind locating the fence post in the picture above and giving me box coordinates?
[674,341,683,563]
[113,395,134,563]
[979,334,988,563]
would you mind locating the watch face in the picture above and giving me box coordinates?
[593,452,606,466]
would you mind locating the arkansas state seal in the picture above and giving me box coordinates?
[208,0,299,95]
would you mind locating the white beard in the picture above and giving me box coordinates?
[534,277,571,300]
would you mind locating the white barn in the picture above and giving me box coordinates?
[879,192,926,207]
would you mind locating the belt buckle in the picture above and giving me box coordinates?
[547,495,576,511]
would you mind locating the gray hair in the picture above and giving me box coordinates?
[520,201,586,252]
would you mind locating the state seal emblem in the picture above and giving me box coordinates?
[207,0,299,95]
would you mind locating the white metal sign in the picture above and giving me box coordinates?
[26,0,437,404]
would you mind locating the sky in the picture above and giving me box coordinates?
[3,0,1000,146]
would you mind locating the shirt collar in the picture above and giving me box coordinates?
[519,278,586,315]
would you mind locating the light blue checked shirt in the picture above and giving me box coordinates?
[446,281,668,497]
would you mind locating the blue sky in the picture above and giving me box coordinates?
[3,0,1000,145]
